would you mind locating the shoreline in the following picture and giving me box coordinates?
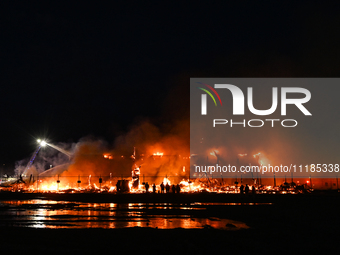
[0,190,339,203]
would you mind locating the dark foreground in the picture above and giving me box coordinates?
[0,191,339,254]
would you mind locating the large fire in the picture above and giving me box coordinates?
[3,125,322,194]
[1,147,316,194]
[5,168,308,195]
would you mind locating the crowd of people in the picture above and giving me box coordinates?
[239,184,256,194]
[143,182,181,193]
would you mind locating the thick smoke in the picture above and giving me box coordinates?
[15,142,76,177]
[13,76,190,187]
[13,118,189,187]
[14,71,338,189]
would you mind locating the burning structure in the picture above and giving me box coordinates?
[0,118,337,194]
[1,141,330,194]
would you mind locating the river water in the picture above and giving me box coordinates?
[0,200,270,229]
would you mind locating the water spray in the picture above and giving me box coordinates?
[37,139,73,159]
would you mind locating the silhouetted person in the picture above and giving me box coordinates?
[172,184,176,193]
[165,183,170,193]
[145,182,149,193]
[176,184,181,193]
[252,185,256,194]
[240,184,244,194]
[160,182,165,193]
[245,184,249,194]
[152,183,156,193]
[116,181,120,192]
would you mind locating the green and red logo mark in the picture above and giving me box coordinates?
[197,82,223,115]
[197,82,222,107]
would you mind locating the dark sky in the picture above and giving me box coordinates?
[1,1,340,168]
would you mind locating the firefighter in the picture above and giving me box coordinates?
[171,184,176,193]
[165,183,170,193]
[240,184,244,194]
[245,184,249,194]
[116,181,120,192]
[176,184,181,193]
[252,185,256,194]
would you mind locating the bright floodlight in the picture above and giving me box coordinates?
[37,139,41,143]
[40,141,47,147]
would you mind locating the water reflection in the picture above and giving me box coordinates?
[192,202,272,206]
[0,200,255,230]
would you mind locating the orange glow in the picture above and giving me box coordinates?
[103,154,113,159]
[163,177,170,185]
[210,150,219,156]
[2,177,312,194]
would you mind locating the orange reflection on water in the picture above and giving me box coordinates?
[0,200,251,230]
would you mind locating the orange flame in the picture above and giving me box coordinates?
[153,152,164,157]
[103,154,113,159]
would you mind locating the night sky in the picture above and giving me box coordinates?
[1,2,340,171]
